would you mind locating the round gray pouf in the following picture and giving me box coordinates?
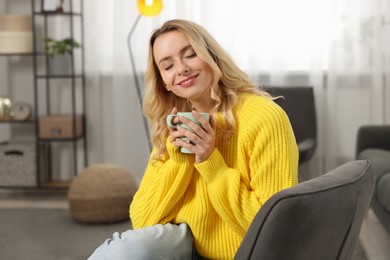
[68,164,138,224]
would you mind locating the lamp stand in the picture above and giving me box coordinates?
[127,14,152,152]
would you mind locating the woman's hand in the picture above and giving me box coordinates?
[168,107,180,144]
[169,110,216,163]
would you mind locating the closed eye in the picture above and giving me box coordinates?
[164,64,173,70]
[184,52,197,59]
[185,53,197,59]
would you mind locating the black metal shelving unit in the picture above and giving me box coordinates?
[32,0,87,188]
[0,0,87,189]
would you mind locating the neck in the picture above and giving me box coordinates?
[189,87,220,113]
[189,99,215,113]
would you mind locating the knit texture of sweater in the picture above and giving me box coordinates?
[130,93,299,259]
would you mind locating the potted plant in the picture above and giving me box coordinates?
[44,37,80,75]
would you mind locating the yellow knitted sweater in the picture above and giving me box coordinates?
[130,93,298,259]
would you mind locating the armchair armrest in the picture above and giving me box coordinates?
[297,138,317,164]
[356,125,390,158]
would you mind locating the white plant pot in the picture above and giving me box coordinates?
[48,55,72,76]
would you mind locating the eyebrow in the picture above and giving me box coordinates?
[157,45,194,65]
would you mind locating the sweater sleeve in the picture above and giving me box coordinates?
[130,138,195,228]
[195,97,299,237]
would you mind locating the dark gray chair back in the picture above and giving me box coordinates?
[356,125,390,157]
[235,160,375,260]
[263,86,317,164]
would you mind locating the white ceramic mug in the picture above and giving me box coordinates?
[166,112,210,154]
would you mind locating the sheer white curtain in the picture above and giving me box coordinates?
[325,0,390,172]
[83,0,390,183]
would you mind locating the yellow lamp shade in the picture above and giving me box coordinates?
[137,0,163,17]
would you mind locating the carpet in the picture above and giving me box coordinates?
[0,208,132,260]
[0,208,368,260]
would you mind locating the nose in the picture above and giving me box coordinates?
[177,60,190,75]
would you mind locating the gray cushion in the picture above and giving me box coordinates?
[377,173,390,213]
[357,148,390,235]
[357,149,390,212]
[357,148,390,161]
[356,125,390,235]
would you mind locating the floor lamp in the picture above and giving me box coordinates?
[127,0,163,152]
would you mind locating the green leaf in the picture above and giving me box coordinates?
[43,37,80,58]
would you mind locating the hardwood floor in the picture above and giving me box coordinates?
[360,209,390,260]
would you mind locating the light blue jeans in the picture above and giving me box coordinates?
[88,223,195,260]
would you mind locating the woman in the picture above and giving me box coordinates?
[89,19,298,260]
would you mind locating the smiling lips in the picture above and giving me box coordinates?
[177,74,198,88]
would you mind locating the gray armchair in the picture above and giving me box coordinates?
[235,160,374,260]
[263,86,317,165]
[356,125,390,235]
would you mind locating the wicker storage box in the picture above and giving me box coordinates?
[0,142,38,187]
[0,15,31,31]
[39,114,84,139]
[0,31,32,54]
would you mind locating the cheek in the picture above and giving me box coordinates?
[160,71,175,87]
[204,66,214,84]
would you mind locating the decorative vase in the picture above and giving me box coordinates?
[0,96,13,120]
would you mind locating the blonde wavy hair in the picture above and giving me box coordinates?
[143,19,271,161]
